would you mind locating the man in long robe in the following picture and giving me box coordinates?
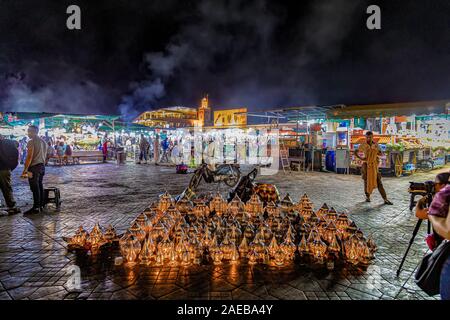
[355,131,393,205]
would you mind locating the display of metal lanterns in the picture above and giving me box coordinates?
[65,188,376,270]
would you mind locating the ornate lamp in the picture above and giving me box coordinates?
[129,221,146,243]
[104,225,119,244]
[227,194,244,217]
[265,201,280,217]
[316,203,329,219]
[245,193,263,217]
[238,237,249,256]
[158,191,174,212]
[297,234,309,257]
[121,234,141,266]
[210,192,228,216]
[139,236,155,265]
[280,193,295,213]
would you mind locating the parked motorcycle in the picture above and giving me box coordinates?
[188,162,241,191]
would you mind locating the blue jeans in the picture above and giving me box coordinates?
[441,254,450,300]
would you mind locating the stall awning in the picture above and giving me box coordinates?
[327,100,450,119]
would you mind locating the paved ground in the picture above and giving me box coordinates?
[0,162,448,300]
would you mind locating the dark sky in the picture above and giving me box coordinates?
[0,0,449,118]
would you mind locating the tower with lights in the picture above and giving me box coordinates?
[197,94,212,127]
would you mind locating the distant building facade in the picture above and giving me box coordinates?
[134,95,212,128]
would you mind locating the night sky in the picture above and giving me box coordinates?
[0,0,449,118]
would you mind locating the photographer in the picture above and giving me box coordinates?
[415,172,450,300]
[415,172,450,220]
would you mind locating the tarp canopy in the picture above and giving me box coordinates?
[2,112,121,126]
[98,121,154,132]
[326,100,449,119]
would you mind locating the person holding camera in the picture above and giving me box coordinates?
[415,172,450,220]
[415,172,450,300]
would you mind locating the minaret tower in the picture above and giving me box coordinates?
[198,94,211,126]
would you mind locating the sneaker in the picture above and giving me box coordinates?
[23,208,41,215]
[384,199,394,205]
[365,197,371,202]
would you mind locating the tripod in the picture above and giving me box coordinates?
[396,195,432,277]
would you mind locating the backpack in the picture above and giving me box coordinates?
[0,139,19,171]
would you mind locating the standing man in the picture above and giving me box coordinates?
[0,135,21,214]
[138,134,149,164]
[22,125,48,214]
[355,131,393,205]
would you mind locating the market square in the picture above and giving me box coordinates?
[1,0,450,306]
[0,161,448,300]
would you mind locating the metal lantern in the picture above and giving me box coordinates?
[324,221,338,244]
[245,193,263,217]
[280,234,296,260]
[176,196,193,214]
[297,234,309,257]
[316,203,329,219]
[150,221,167,242]
[238,237,249,256]
[210,193,228,216]
[69,226,89,248]
[139,236,154,265]
[158,191,174,212]
[326,207,338,222]
[335,212,350,239]
[310,233,327,263]
[228,194,244,217]
[89,223,106,252]
[265,201,280,217]
[274,247,285,266]
[103,225,119,244]
[193,201,210,218]
[121,234,141,266]
[129,221,146,243]
[268,236,279,258]
[344,235,360,265]
[135,212,148,231]
[280,193,295,213]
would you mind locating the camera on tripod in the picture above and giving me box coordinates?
[408,180,435,211]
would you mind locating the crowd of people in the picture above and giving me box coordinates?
[136,134,183,165]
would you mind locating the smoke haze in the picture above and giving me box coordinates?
[0,0,449,116]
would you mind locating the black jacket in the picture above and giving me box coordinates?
[0,139,19,171]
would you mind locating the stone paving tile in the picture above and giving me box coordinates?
[0,163,448,300]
